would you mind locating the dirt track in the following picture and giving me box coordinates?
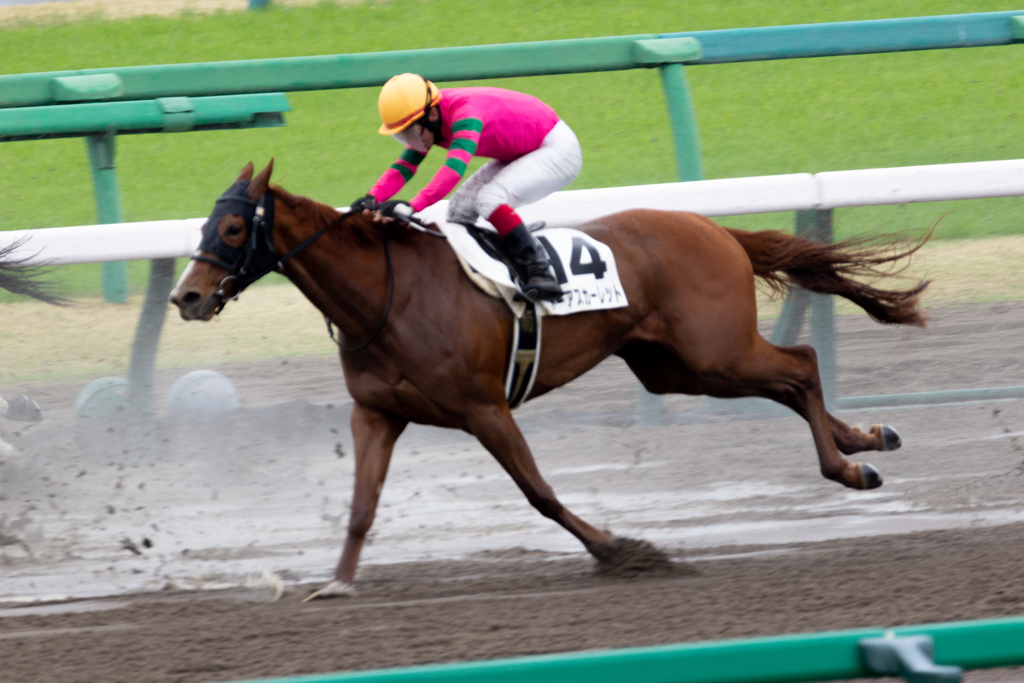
[2,301,1024,682]
[1,524,1024,683]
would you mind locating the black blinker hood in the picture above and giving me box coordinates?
[194,179,278,297]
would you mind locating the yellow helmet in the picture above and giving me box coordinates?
[377,73,441,135]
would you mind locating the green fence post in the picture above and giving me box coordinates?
[659,63,704,182]
[768,211,818,346]
[769,289,810,346]
[248,0,270,8]
[807,209,837,410]
[85,132,129,303]
[638,52,703,426]
[769,210,836,408]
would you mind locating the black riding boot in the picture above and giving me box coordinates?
[498,223,564,302]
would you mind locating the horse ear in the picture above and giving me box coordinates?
[236,162,254,182]
[248,159,274,201]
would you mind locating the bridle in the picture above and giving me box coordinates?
[190,180,394,351]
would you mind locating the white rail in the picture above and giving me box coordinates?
[3,158,1024,266]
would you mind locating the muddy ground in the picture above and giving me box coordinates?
[2,300,1024,682]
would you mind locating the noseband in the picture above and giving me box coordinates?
[190,180,393,351]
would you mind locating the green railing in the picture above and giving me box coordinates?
[0,93,289,141]
[224,616,1024,683]
[4,11,1021,182]
[3,11,1022,108]
[664,11,1024,62]
[0,36,693,107]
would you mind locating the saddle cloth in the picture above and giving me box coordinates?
[436,221,629,319]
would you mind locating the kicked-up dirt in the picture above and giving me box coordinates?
[1,301,1024,682]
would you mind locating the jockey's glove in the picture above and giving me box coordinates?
[377,200,415,221]
[350,194,379,214]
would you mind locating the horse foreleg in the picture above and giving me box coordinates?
[466,403,612,554]
[306,402,407,601]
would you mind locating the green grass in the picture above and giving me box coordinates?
[2,0,1024,300]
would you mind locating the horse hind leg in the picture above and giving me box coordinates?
[618,340,882,491]
[721,341,886,489]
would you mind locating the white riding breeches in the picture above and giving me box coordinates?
[446,120,583,226]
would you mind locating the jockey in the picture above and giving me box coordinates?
[351,73,582,303]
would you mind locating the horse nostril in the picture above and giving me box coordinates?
[171,291,201,307]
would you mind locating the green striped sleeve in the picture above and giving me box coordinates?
[449,137,478,155]
[451,118,483,133]
[389,162,415,182]
[399,148,426,165]
[444,157,468,176]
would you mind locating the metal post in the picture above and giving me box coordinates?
[811,286,838,410]
[805,209,837,410]
[769,290,810,346]
[770,209,837,407]
[637,62,704,426]
[87,133,176,420]
[127,258,176,419]
[768,210,818,345]
[85,133,129,303]
[658,63,703,182]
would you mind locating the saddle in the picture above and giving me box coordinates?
[438,219,629,408]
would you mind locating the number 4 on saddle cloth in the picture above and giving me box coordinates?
[436,221,629,409]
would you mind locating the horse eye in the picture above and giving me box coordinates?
[226,225,243,236]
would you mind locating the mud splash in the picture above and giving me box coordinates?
[590,536,692,577]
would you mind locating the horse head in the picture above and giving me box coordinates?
[170,160,280,320]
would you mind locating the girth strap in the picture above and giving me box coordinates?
[505,301,542,408]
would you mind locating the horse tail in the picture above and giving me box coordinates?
[0,239,67,305]
[725,225,931,327]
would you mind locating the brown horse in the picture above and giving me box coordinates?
[170,161,927,599]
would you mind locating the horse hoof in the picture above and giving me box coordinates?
[880,425,902,451]
[860,463,883,489]
[303,580,356,602]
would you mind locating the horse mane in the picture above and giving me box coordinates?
[271,184,341,226]
[270,184,383,245]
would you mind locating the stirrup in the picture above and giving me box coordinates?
[522,274,563,303]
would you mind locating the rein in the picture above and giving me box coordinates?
[324,213,444,351]
[325,238,393,351]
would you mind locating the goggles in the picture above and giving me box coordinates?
[391,123,428,153]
